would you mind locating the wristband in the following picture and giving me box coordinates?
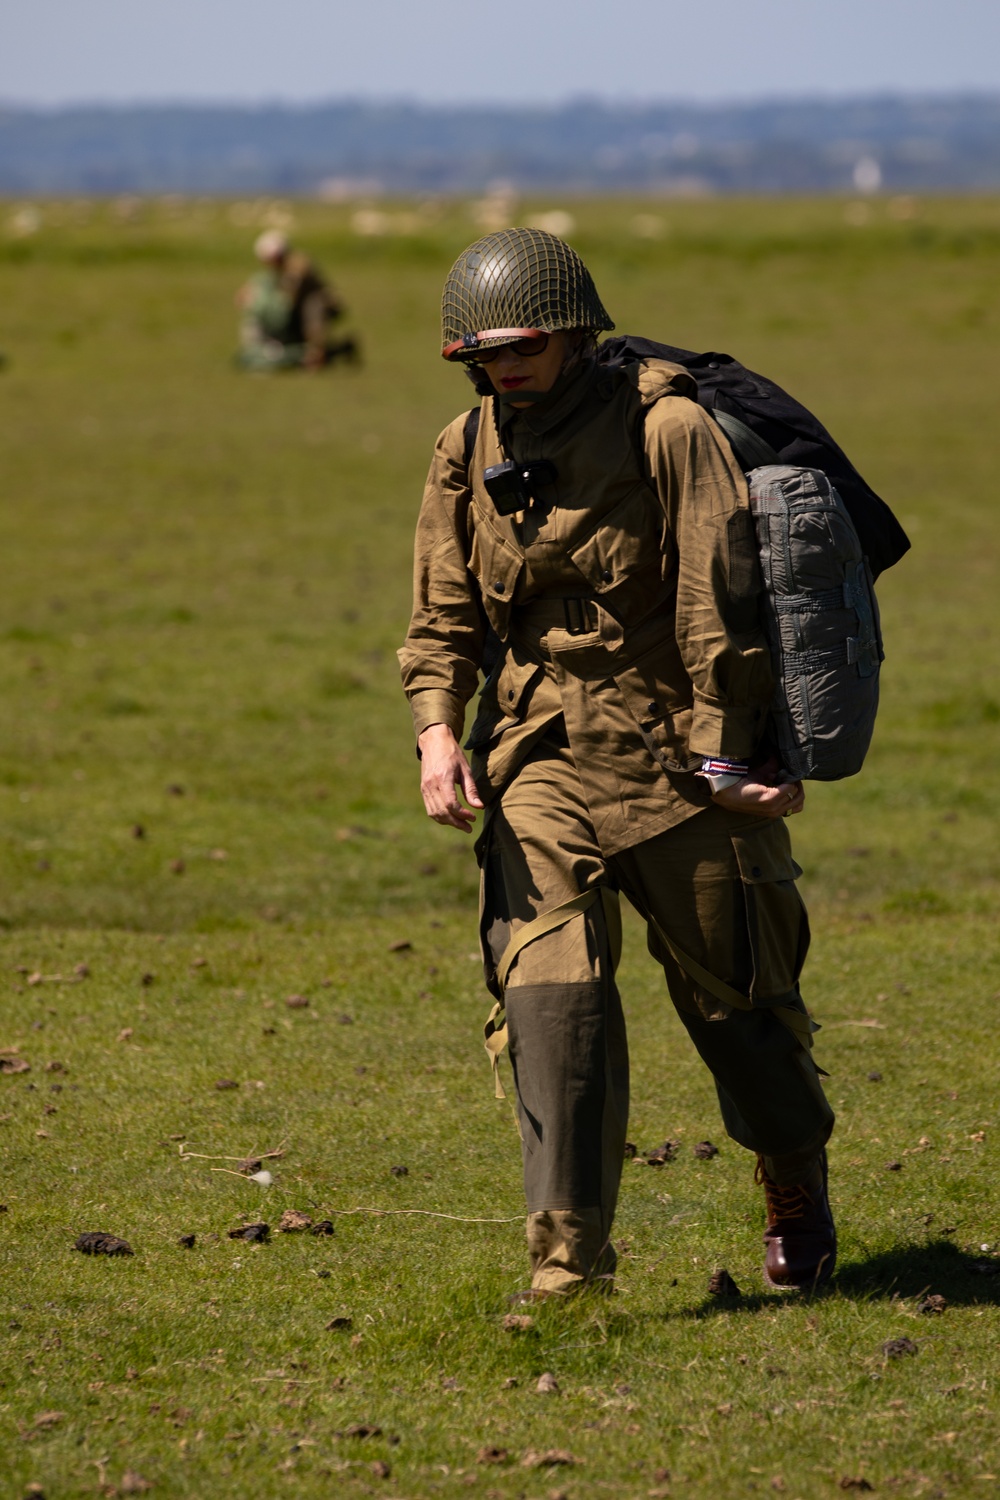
[697,757,749,795]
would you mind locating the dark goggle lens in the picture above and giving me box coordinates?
[463,333,550,364]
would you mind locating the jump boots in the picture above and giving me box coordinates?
[756,1149,837,1290]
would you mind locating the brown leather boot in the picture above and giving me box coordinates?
[756,1149,836,1290]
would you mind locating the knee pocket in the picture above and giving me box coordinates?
[730,823,810,1003]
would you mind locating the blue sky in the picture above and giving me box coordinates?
[3,0,1000,107]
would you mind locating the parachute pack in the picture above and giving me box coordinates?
[464,336,909,782]
[599,335,909,580]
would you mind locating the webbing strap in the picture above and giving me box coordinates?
[647,915,824,1064]
[712,408,781,470]
[483,1000,510,1100]
[484,886,622,1100]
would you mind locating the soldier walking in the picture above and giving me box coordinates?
[398,229,836,1300]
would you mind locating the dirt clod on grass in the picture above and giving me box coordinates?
[390,1164,408,1177]
[693,1139,719,1159]
[228,1222,269,1243]
[886,1160,903,1171]
[370,1461,391,1479]
[477,1446,509,1465]
[867,1071,883,1082]
[0,1056,31,1074]
[75,1232,134,1257]
[643,1139,680,1165]
[387,940,412,952]
[623,1141,637,1158]
[177,1233,196,1248]
[501,1313,535,1332]
[285,994,309,1009]
[839,1480,874,1492]
[278,1209,312,1232]
[325,1316,352,1331]
[311,1218,335,1236]
[341,1423,381,1440]
[535,1372,560,1394]
[236,1157,262,1173]
[32,1411,66,1430]
[214,1079,239,1090]
[882,1337,918,1359]
[707,1268,741,1297]
[521,1449,577,1468]
[918,1293,947,1315]
[119,1473,153,1495]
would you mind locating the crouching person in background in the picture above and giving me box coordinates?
[236,230,359,371]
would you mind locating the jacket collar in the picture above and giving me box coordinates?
[499,356,602,441]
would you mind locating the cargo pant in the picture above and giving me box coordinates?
[478,734,834,1295]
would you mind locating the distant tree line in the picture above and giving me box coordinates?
[1,94,999,196]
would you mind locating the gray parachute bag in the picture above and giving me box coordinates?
[748,463,882,781]
[712,409,884,781]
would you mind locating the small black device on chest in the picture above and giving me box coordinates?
[482,459,558,516]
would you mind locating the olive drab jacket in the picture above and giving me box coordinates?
[398,357,775,855]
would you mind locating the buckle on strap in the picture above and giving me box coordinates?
[562,597,595,635]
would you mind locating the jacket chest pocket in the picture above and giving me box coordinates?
[468,508,523,635]
[568,485,663,601]
[613,642,697,772]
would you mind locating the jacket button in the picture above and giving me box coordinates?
[493,581,505,594]
[601,568,613,583]
[646,701,659,716]
[507,690,515,702]
[751,865,763,878]
[708,361,719,369]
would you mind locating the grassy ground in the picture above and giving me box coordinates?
[0,195,998,1499]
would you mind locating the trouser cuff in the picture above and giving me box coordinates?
[527,1208,617,1293]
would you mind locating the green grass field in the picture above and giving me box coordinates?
[0,195,998,1500]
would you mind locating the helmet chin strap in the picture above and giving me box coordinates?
[497,387,551,409]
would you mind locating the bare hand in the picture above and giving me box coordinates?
[418,723,484,833]
[711,775,805,820]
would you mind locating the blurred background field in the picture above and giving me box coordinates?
[0,195,998,1498]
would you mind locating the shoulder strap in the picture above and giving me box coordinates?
[711,408,780,470]
[462,406,481,469]
[461,403,504,679]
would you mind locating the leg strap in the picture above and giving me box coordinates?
[646,915,824,1064]
[484,886,621,1099]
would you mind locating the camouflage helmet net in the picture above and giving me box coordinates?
[441,227,614,354]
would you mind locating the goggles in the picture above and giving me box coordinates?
[442,328,550,364]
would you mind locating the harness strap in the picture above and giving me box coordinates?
[711,408,781,470]
[646,914,826,1069]
[484,886,622,1099]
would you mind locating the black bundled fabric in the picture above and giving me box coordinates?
[600,335,910,579]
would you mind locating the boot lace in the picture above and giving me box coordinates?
[754,1158,811,1221]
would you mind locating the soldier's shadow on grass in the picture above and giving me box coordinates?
[686,1239,1000,1319]
[832,1239,1000,1306]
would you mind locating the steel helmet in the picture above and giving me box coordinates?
[441,227,614,360]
